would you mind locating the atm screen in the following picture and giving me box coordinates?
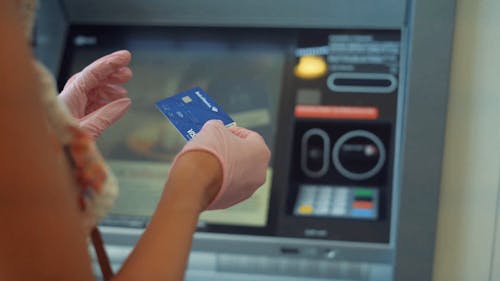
[61,26,400,242]
[62,26,291,230]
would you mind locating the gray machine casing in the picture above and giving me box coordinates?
[36,1,456,280]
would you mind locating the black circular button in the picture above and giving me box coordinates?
[332,130,386,181]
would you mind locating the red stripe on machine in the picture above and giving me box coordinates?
[294,105,379,120]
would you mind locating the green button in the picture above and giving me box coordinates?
[355,188,374,197]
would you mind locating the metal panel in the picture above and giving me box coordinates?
[99,227,393,264]
[393,0,456,280]
[61,0,406,28]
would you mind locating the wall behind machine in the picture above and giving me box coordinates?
[433,0,500,280]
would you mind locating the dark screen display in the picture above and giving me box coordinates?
[61,26,292,231]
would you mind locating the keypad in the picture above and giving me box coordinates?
[294,185,378,219]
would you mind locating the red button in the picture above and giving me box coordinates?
[353,201,373,209]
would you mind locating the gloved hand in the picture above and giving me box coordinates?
[174,120,271,210]
[59,50,133,138]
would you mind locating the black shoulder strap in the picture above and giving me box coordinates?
[91,227,114,281]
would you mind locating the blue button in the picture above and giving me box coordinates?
[351,209,376,219]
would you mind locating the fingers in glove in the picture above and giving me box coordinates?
[228,126,252,138]
[95,84,128,100]
[85,85,128,114]
[92,50,131,71]
[106,67,133,84]
[63,72,81,90]
[80,98,132,138]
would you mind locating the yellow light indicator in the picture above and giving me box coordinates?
[182,96,192,103]
[298,204,314,214]
[294,55,328,79]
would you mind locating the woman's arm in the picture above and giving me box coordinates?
[113,120,270,281]
[113,151,221,281]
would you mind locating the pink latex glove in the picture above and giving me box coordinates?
[174,120,271,210]
[59,50,133,138]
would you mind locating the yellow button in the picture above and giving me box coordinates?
[294,56,328,79]
[298,204,314,214]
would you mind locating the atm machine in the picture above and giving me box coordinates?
[35,0,456,280]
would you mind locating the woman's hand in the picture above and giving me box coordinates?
[171,120,271,210]
[58,50,133,138]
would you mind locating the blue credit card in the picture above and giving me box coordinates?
[155,87,235,140]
